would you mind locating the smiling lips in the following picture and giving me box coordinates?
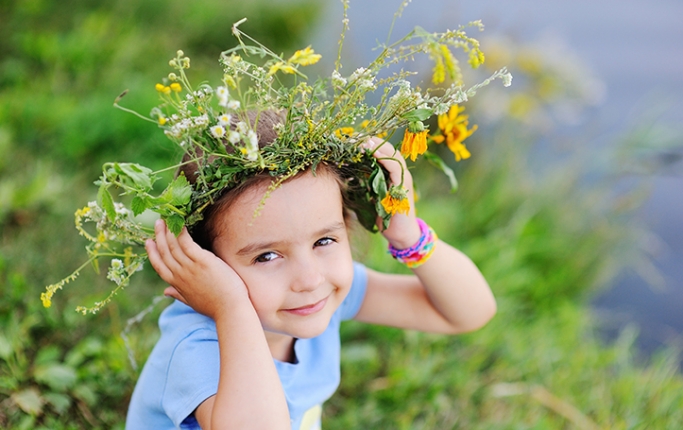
[283,296,329,316]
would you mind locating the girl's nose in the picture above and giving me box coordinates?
[290,259,325,292]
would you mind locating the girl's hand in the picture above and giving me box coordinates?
[365,137,421,250]
[146,219,250,321]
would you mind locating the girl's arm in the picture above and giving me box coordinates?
[354,138,496,334]
[146,220,290,429]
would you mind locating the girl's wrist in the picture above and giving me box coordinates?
[388,218,438,269]
[386,218,422,250]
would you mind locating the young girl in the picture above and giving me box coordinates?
[124,113,497,429]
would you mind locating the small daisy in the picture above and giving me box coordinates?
[227,131,241,144]
[217,114,232,126]
[210,125,226,139]
[216,86,229,107]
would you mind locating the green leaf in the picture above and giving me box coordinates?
[97,185,116,222]
[11,388,44,416]
[34,363,77,392]
[423,151,458,192]
[73,384,98,407]
[371,167,387,197]
[131,195,149,216]
[43,392,71,414]
[165,214,185,236]
[401,108,432,122]
[116,163,154,190]
[169,174,192,207]
[34,345,61,365]
[0,334,12,360]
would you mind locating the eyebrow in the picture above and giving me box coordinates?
[235,221,347,256]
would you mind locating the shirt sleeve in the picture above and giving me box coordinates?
[339,262,368,321]
[162,328,220,429]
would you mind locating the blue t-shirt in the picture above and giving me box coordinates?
[126,262,368,430]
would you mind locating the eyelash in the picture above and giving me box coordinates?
[315,237,336,247]
[252,237,337,264]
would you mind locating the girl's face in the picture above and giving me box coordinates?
[212,170,354,346]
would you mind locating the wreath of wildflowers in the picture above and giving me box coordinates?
[42,6,511,314]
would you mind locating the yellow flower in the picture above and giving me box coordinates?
[41,291,52,308]
[158,116,167,125]
[155,83,171,94]
[440,44,457,80]
[400,128,429,162]
[334,126,355,139]
[360,120,387,138]
[170,82,182,92]
[381,186,410,216]
[268,61,297,76]
[288,46,321,66]
[430,105,477,161]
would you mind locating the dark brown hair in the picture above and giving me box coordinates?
[179,110,353,251]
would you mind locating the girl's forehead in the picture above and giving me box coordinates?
[217,171,345,242]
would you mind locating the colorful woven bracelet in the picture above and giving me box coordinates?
[388,218,438,269]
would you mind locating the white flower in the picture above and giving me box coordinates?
[246,130,259,161]
[216,86,229,107]
[451,89,468,104]
[217,114,232,126]
[111,259,124,270]
[227,99,240,110]
[331,70,347,87]
[357,76,375,91]
[210,125,226,139]
[502,72,513,87]
[434,103,449,115]
[114,202,129,216]
[236,121,249,134]
[350,67,367,82]
[227,131,241,144]
[194,114,209,127]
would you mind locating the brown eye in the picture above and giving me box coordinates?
[314,237,335,247]
[254,251,278,263]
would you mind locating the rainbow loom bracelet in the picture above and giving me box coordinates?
[388,218,438,269]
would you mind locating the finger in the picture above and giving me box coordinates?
[156,219,193,269]
[175,227,207,263]
[146,239,175,284]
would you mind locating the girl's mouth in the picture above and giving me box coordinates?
[283,296,329,316]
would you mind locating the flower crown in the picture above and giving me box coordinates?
[42,13,511,314]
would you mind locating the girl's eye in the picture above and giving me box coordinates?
[314,237,336,247]
[254,252,278,263]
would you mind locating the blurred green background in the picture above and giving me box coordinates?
[1,0,682,429]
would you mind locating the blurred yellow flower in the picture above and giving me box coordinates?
[360,120,387,138]
[334,126,355,138]
[400,129,428,161]
[431,105,477,161]
[381,186,410,216]
[268,61,297,76]
[288,46,321,66]
[170,82,182,92]
[41,292,52,308]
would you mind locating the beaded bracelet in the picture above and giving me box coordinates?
[388,218,438,269]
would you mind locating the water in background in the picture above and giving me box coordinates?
[310,0,683,356]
